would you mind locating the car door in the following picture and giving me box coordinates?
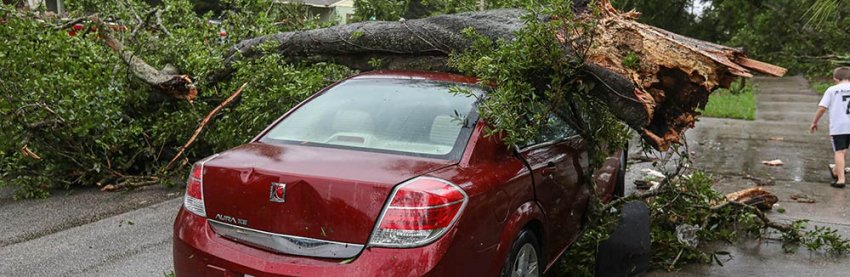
[519,114,591,262]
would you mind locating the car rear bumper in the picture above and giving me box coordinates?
[173,207,456,277]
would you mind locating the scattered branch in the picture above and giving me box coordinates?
[718,200,796,234]
[154,9,172,37]
[53,16,87,30]
[101,175,160,191]
[163,82,248,172]
[20,145,42,160]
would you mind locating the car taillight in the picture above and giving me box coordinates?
[369,177,468,248]
[183,161,207,217]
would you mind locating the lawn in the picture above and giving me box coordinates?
[700,81,757,120]
[812,80,833,95]
[808,75,834,95]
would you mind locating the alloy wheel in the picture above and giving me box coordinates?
[511,243,540,277]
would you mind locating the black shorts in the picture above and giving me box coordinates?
[833,134,850,151]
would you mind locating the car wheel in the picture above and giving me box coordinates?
[595,201,651,276]
[501,228,541,277]
[614,149,626,198]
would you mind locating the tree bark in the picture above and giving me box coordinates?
[92,16,197,102]
[111,0,785,150]
[211,8,528,81]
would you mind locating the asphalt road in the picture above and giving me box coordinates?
[0,186,181,276]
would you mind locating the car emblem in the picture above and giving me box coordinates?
[270,182,287,203]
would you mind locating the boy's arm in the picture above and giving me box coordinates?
[811,107,827,133]
[813,89,832,133]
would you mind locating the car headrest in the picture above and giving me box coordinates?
[430,115,462,146]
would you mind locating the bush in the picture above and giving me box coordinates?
[0,0,351,199]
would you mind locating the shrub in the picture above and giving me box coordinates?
[0,0,351,198]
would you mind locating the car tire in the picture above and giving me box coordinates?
[613,148,627,198]
[595,201,651,276]
[501,228,542,277]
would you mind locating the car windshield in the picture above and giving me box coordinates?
[260,78,481,159]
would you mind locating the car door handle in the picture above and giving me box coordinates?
[540,162,557,177]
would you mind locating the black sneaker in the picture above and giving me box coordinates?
[831,182,846,188]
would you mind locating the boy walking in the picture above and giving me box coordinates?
[811,67,850,188]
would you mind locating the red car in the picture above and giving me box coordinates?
[173,71,626,276]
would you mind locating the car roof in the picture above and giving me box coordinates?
[348,70,480,85]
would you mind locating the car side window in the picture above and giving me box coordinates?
[517,113,579,149]
[537,113,578,142]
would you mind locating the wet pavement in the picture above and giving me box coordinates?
[634,76,850,276]
[0,185,182,276]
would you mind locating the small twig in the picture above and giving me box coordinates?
[25,119,62,130]
[602,186,668,210]
[716,201,794,234]
[20,144,42,160]
[265,1,275,17]
[53,16,87,30]
[668,248,685,270]
[129,8,157,42]
[154,9,172,37]
[163,82,248,172]
[105,175,161,191]
[122,0,144,25]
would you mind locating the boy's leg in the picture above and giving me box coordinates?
[833,134,850,186]
[836,150,846,184]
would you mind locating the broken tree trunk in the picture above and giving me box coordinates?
[577,4,785,149]
[92,16,197,102]
[113,0,785,150]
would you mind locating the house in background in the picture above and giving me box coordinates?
[6,0,66,13]
[277,0,354,25]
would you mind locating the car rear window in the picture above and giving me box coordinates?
[260,78,481,159]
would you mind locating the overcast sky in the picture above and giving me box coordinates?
[691,0,710,16]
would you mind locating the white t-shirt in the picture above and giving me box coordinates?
[819,83,850,135]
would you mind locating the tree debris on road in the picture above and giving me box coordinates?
[743,174,776,186]
[762,159,785,166]
[724,187,778,210]
[790,194,817,204]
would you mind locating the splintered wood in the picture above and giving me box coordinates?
[578,0,786,150]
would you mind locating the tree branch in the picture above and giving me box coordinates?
[163,82,248,172]
[91,16,197,101]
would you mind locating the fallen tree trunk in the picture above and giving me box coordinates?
[210,8,528,81]
[105,0,785,150]
[91,16,197,102]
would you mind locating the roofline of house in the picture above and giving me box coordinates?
[275,0,352,8]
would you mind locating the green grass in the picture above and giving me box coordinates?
[808,75,833,94]
[700,81,757,120]
[813,81,833,94]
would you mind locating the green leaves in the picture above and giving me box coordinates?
[450,11,579,147]
[0,1,344,198]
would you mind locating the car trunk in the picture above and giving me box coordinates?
[202,142,455,245]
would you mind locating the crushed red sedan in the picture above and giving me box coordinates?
[173,71,626,276]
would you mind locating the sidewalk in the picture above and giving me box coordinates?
[645,76,850,276]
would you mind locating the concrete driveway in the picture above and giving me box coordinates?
[644,76,850,276]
